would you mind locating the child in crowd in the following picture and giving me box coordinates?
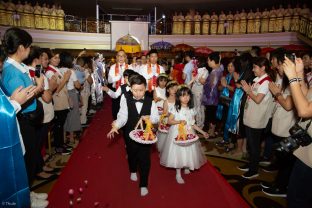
[107,74,159,196]
[160,86,208,184]
[153,73,169,114]
[239,57,275,179]
[156,80,178,153]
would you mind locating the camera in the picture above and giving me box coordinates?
[275,123,312,153]
[285,53,296,63]
[35,64,42,78]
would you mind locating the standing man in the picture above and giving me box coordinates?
[108,50,132,119]
[183,52,194,85]
[139,49,164,97]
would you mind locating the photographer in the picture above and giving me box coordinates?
[283,56,312,208]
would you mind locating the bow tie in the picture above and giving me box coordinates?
[134,99,144,103]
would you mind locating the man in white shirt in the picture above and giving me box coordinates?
[183,52,194,85]
[108,50,132,119]
[139,50,164,96]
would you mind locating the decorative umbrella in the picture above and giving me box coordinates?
[260,47,275,56]
[194,47,213,56]
[150,41,173,50]
[282,44,310,51]
[172,44,194,53]
[115,34,141,54]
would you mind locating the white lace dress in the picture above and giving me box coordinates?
[160,107,207,170]
[155,87,167,114]
[157,101,175,153]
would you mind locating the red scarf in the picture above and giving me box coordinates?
[115,63,128,89]
[147,64,160,92]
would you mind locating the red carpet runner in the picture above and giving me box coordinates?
[48,98,249,208]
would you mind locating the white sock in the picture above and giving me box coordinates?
[140,187,149,196]
[176,169,185,184]
[184,168,191,174]
[130,172,138,181]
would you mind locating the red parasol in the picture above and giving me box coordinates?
[260,47,275,56]
[194,47,214,56]
[172,44,194,53]
[282,44,310,51]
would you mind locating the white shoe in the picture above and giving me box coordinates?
[31,192,48,200]
[184,169,191,175]
[176,175,185,184]
[140,187,149,196]
[130,172,138,181]
[31,198,49,208]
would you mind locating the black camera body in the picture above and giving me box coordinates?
[35,64,42,78]
[276,123,312,153]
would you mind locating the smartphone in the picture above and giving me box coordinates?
[35,65,42,78]
[285,53,296,63]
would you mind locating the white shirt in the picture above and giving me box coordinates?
[59,67,78,91]
[139,64,165,81]
[45,65,63,80]
[114,94,159,129]
[108,63,132,88]
[183,61,194,84]
[107,85,130,99]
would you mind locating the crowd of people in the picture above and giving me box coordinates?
[1,26,312,208]
[0,0,65,30]
[171,3,311,36]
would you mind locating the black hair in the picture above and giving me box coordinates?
[44,48,59,59]
[197,57,208,68]
[184,51,194,59]
[208,52,220,64]
[175,86,194,111]
[157,73,168,86]
[23,46,41,65]
[253,57,276,82]
[59,51,74,68]
[165,81,178,97]
[129,74,147,87]
[76,56,85,67]
[175,55,183,64]
[2,27,32,55]
[236,52,254,83]
[251,46,261,57]
[123,69,137,78]
[148,49,158,56]
[83,56,93,69]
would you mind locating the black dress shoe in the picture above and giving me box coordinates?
[35,174,58,181]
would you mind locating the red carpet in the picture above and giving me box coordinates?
[48,98,249,208]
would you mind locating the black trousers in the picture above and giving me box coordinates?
[245,126,264,172]
[205,105,217,126]
[271,134,296,190]
[53,109,68,148]
[35,123,49,174]
[287,159,312,208]
[124,134,152,187]
[112,97,120,120]
[17,116,37,185]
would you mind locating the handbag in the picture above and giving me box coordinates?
[219,95,232,106]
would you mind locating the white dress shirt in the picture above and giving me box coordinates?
[108,63,133,88]
[106,85,130,99]
[139,64,165,81]
[114,94,160,129]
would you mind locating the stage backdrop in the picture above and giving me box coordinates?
[110,21,149,51]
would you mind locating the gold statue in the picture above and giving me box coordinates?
[283,4,293,32]
[172,12,178,35]
[14,1,23,27]
[269,6,277,32]
[49,4,57,30]
[299,4,310,34]
[239,9,247,34]
[202,12,210,35]
[275,5,284,32]
[254,8,261,33]
[261,8,269,33]
[41,3,50,30]
[34,2,42,29]
[217,11,226,35]
[184,12,193,35]
[56,5,65,31]
[210,11,218,35]
[233,10,240,34]
[0,1,6,25]
[177,12,184,35]
[247,9,255,34]
[5,0,15,26]
[194,12,201,35]
[291,4,301,32]
[226,11,234,35]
